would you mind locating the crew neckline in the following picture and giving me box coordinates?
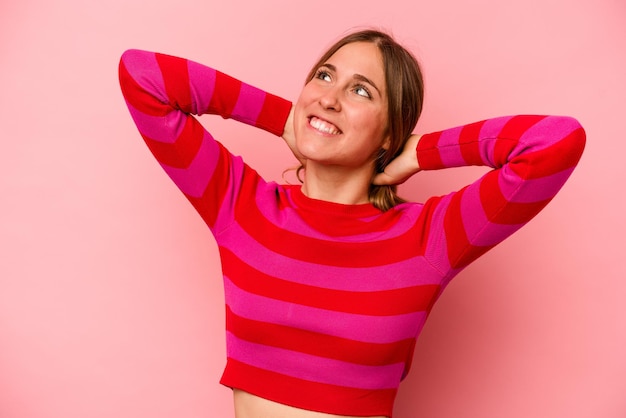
[289,185,382,217]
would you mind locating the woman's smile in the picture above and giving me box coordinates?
[309,116,342,135]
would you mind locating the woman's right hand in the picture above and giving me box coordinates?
[372,134,422,186]
[282,106,306,165]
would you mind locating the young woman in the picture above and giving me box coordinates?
[119,30,585,418]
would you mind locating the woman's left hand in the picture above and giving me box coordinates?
[282,106,306,165]
[372,134,422,185]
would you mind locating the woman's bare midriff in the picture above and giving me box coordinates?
[233,389,388,418]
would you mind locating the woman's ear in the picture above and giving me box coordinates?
[381,134,391,151]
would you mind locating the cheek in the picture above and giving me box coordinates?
[293,88,313,127]
[296,82,316,107]
[353,109,387,139]
[293,100,306,135]
[293,96,312,150]
[373,110,390,142]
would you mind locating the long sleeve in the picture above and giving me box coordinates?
[416,115,586,276]
[118,49,292,231]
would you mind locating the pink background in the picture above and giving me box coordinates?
[1,0,624,417]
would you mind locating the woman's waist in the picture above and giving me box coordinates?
[233,389,388,418]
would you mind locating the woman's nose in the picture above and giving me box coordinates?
[319,87,341,111]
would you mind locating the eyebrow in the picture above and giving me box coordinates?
[322,63,382,97]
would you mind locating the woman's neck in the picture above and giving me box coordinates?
[300,162,374,205]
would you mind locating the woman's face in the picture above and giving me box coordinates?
[294,42,389,171]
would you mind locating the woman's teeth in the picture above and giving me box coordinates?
[310,117,341,135]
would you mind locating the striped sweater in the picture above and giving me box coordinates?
[119,49,586,417]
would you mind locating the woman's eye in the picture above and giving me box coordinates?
[354,85,371,98]
[316,70,331,82]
